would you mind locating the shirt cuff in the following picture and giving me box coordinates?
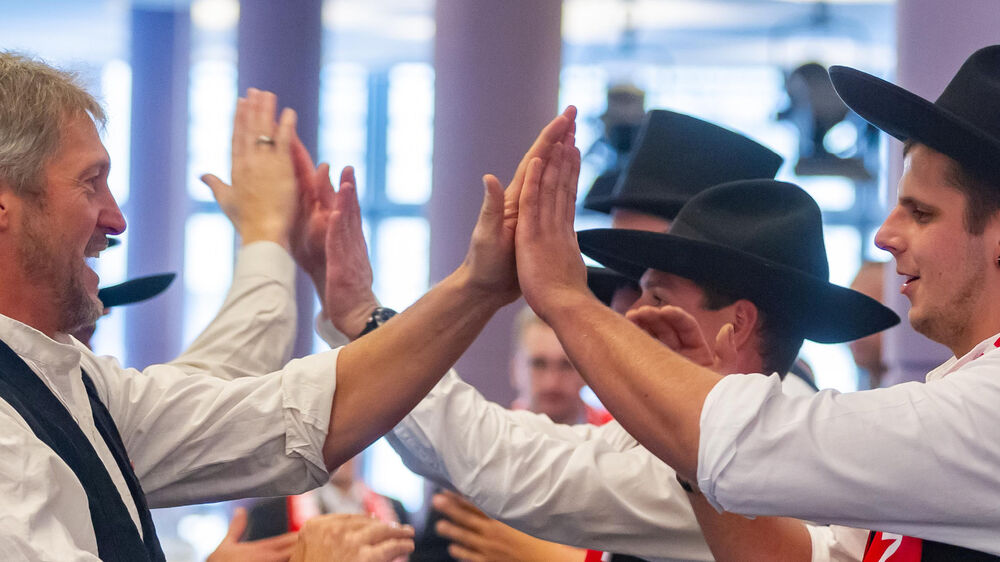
[315,313,350,348]
[697,372,783,512]
[236,241,296,289]
[280,347,340,473]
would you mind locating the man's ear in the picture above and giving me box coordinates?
[0,183,14,231]
[729,299,760,351]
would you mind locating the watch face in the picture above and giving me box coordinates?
[374,307,397,325]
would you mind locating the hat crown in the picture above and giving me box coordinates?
[669,179,830,282]
[936,45,1000,140]
[585,109,783,219]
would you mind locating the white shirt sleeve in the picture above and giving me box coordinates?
[170,241,298,379]
[387,371,713,561]
[807,524,868,562]
[83,348,340,508]
[697,360,1000,552]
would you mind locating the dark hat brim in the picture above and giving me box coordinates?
[586,266,637,306]
[582,193,686,221]
[578,228,899,344]
[97,273,176,308]
[829,66,1000,184]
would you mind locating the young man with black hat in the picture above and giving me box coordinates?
[584,108,784,312]
[372,174,894,561]
[514,45,1000,558]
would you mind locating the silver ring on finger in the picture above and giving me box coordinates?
[255,134,276,147]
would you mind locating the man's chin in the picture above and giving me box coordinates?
[58,295,105,336]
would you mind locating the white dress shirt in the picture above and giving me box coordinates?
[699,332,1000,555]
[0,242,338,560]
[385,367,850,562]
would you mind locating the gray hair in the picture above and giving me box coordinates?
[0,51,105,198]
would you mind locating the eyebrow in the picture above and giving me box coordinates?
[78,159,111,178]
[897,195,938,213]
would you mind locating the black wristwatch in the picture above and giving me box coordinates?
[358,306,397,338]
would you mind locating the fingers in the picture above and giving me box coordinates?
[232,97,249,157]
[714,323,739,373]
[221,507,248,544]
[201,173,231,203]
[509,105,577,197]
[628,306,683,350]
[436,519,485,553]
[475,174,505,238]
[447,542,485,562]
[274,107,297,151]
[250,88,278,137]
[312,163,334,208]
[291,136,318,200]
[364,538,415,562]
[627,305,716,366]
[257,532,300,552]
[517,157,546,236]
[562,143,582,225]
[433,492,487,526]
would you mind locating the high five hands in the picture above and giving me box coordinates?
[452,106,580,307]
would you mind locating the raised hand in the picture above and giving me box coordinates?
[289,513,414,562]
[627,304,739,374]
[288,134,335,295]
[513,120,587,322]
[457,107,577,303]
[207,507,299,562]
[324,166,379,338]
[432,491,585,562]
[202,88,299,249]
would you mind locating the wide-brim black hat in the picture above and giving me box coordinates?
[586,266,637,306]
[578,179,899,344]
[98,273,176,308]
[584,109,784,220]
[829,45,1000,185]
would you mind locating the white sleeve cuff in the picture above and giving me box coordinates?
[697,372,783,512]
[236,241,296,288]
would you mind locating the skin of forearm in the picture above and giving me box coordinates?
[323,265,509,469]
[543,290,722,480]
[687,491,812,561]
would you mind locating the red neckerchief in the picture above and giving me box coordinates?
[863,336,1000,560]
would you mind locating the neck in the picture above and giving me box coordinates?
[0,270,60,340]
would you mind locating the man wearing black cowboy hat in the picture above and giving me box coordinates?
[584,108,784,312]
[514,45,1000,558]
[371,174,894,560]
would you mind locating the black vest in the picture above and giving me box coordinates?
[0,338,164,561]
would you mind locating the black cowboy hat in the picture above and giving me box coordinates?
[583,109,784,220]
[586,266,638,307]
[578,179,899,344]
[829,45,1000,185]
[98,273,176,308]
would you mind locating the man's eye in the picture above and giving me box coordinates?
[911,209,931,222]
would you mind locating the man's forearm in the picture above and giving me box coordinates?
[322,266,507,469]
[686,489,813,562]
[544,291,722,480]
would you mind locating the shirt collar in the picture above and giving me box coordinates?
[927,331,1000,381]
[0,313,83,376]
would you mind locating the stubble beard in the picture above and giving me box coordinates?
[909,245,984,351]
[17,207,103,335]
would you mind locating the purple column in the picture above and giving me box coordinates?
[124,7,190,368]
[430,0,564,404]
[237,0,323,358]
[881,0,1000,385]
